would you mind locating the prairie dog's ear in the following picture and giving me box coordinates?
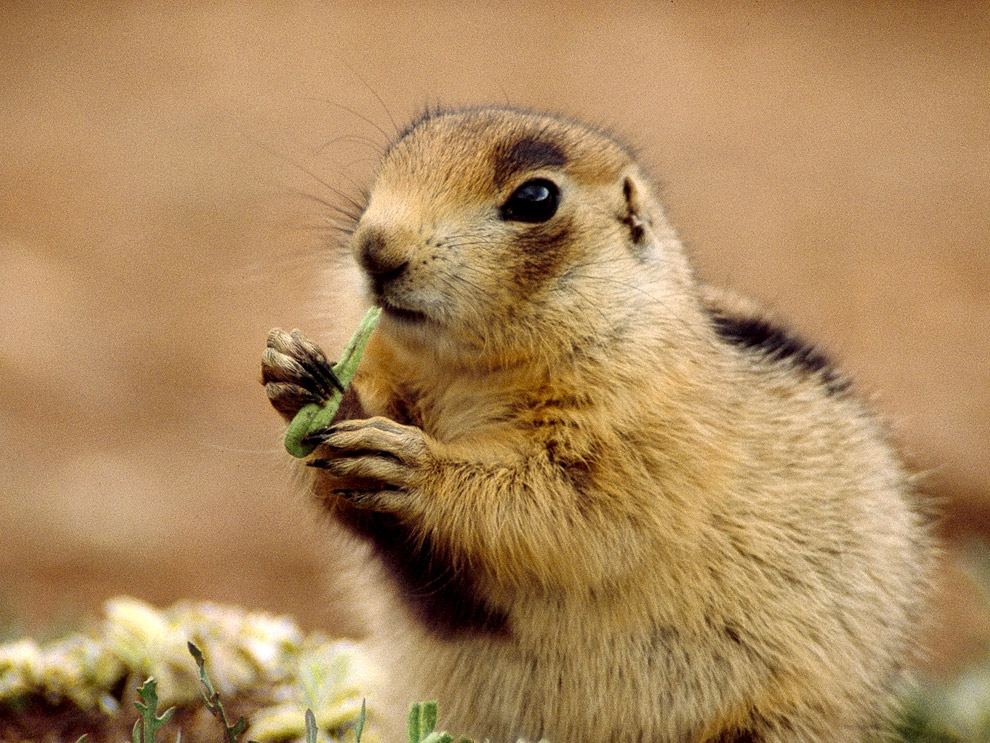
[620,174,650,249]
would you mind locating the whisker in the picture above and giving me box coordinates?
[439,273,500,306]
[451,262,499,283]
[313,133,389,158]
[291,222,355,237]
[339,58,401,137]
[244,132,367,215]
[303,98,391,150]
[282,187,362,224]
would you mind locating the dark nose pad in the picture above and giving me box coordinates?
[357,229,409,294]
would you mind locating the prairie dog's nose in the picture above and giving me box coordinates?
[355,227,409,280]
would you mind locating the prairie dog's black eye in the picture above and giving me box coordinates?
[500,178,560,223]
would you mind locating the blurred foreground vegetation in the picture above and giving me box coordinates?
[2,545,989,742]
[897,542,990,742]
[0,598,371,742]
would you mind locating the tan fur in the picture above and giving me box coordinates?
[263,107,933,742]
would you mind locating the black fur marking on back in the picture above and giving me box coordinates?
[708,728,762,743]
[709,310,849,395]
[621,178,646,248]
[335,506,510,639]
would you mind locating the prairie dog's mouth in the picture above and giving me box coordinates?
[379,300,429,325]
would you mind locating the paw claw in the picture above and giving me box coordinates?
[261,348,316,389]
[265,382,324,417]
[331,489,391,511]
[286,330,344,394]
[301,425,339,446]
[261,328,341,419]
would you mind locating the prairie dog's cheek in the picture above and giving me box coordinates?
[500,216,577,294]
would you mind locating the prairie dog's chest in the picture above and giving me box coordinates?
[393,372,536,447]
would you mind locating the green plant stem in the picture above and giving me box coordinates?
[285,306,381,458]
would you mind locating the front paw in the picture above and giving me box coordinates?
[306,417,431,508]
[261,328,342,419]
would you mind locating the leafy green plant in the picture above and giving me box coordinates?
[408,701,449,743]
[131,677,175,743]
[354,699,366,743]
[890,694,962,743]
[405,700,478,743]
[189,641,252,743]
[2,593,988,742]
[304,708,319,743]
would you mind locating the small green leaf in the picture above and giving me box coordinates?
[420,733,454,743]
[420,700,438,737]
[305,708,319,743]
[408,702,422,743]
[407,701,445,743]
[230,717,248,738]
[132,677,175,743]
[354,698,366,743]
[187,641,249,743]
[188,641,215,701]
[187,641,204,669]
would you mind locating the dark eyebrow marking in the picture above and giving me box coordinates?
[493,135,568,188]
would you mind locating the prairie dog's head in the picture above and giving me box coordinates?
[350,107,694,369]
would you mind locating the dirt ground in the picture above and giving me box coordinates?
[1,2,988,674]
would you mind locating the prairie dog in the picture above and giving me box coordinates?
[262,107,933,742]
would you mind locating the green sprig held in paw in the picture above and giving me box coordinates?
[284,306,382,458]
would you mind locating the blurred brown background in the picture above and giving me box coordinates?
[1,3,987,674]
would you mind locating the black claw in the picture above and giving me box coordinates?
[330,489,384,510]
[301,426,338,446]
[325,366,346,392]
[287,330,344,396]
[265,382,325,417]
